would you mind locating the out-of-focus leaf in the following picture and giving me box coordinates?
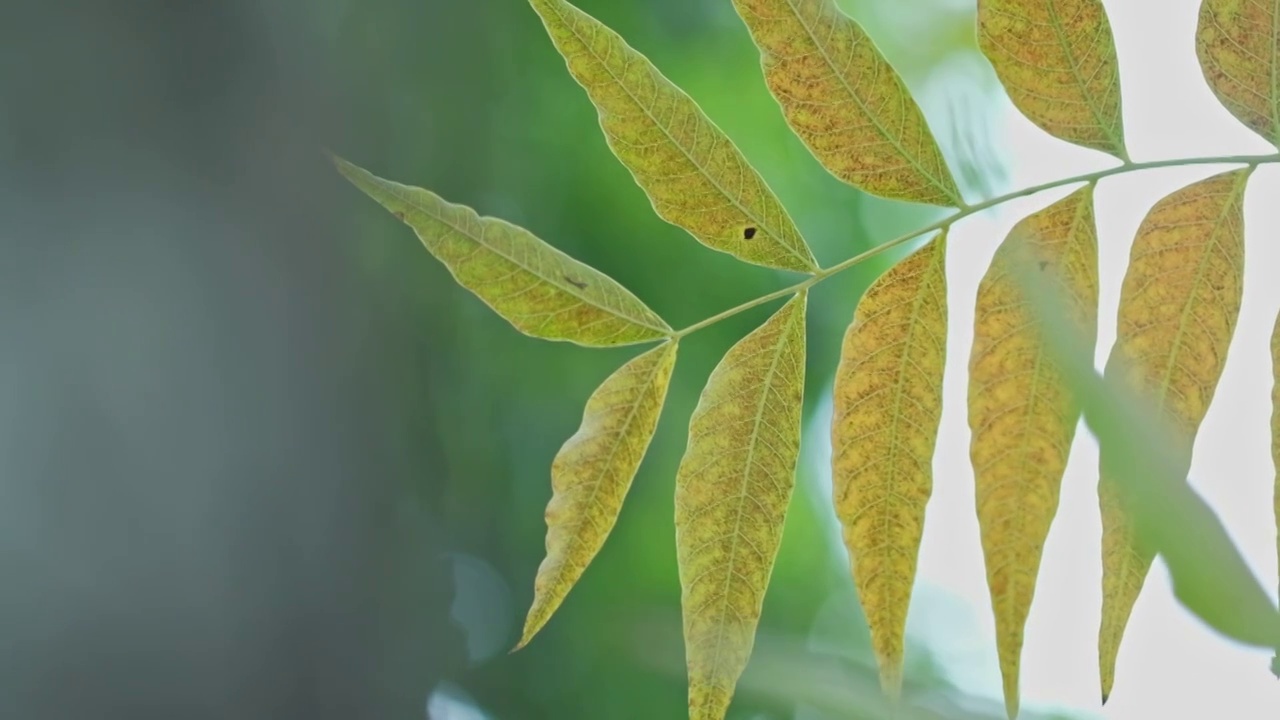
[1273,310,1280,675]
[675,293,807,720]
[731,0,962,206]
[968,186,1098,720]
[517,342,678,649]
[831,234,948,701]
[1098,168,1251,701]
[528,0,817,272]
[1197,0,1280,148]
[333,156,670,346]
[978,0,1128,159]
[1010,247,1280,701]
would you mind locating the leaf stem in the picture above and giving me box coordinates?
[670,152,1280,340]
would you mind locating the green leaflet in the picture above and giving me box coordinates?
[528,0,818,273]
[1273,310,1279,675]
[333,156,670,347]
[979,0,1128,159]
[518,341,678,649]
[1098,168,1250,701]
[831,234,948,701]
[675,293,807,720]
[969,187,1099,720]
[732,0,963,206]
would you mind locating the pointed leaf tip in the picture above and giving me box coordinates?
[731,0,961,206]
[832,234,948,699]
[332,157,671,347]
[676,293,808,719]
[1197,0,1280,148]
[517,341,678,650]
[1098,168,1250,697]
[970,186,1099,719]
[529,0,817,272]
[979,0,1128,159]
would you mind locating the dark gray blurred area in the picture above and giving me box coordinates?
[0,1,1021,718]
[0,2,464,717]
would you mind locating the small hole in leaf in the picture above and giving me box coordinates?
[743,227,757,240]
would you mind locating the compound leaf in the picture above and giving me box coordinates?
[731,0,962,206]
[1098,168,1250,701]
[675,293,808,720]
[517,341,678,649]
[979,0,1128,159]
[1197,0,1280,148]
[831,233,948,700]
[333,156,670,346]
[969,186,1099,720]
[529,0,817,272]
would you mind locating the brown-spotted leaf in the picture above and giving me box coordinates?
[675,293,807,720]
[831,234,948,701]
[979,0,1128,159]
[731,0,962,206]
[529,0,817,272]
[333,156,670,347]
[1197,0,1280,148]
[1099,168,1250,702]
[969,187,1099,720]
[517,341,678,649]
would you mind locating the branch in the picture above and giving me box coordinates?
[670,152,1280,340]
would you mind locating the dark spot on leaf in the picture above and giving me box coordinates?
[743,226,757,240]
[393,211,406,222]
[1038,261,1050,271]
[564,275,588,290]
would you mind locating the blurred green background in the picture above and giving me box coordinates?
[335,1,1021,718]
[0,1,1054,719]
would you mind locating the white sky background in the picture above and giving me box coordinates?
[903,0,1280,717]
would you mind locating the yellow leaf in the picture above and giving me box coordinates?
[528,0,817,273]
[675,293,808,720]
[979,0,1128,159]
[332,156,670,347]
[731,0,962,206]
[517,341,678,649]
[831,234,948,701]
[1197,0,1280,148]
[1098,168,1251,702]
[969,187,1099,720]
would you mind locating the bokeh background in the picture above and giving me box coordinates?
[2,1,1277,719]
